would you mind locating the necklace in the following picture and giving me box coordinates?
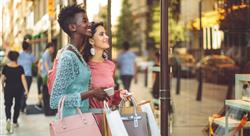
[68,44,86,65]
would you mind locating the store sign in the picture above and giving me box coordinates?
[48,0,55,17]
[33,14,50,35]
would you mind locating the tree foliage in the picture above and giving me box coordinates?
[149,0,188,47]
[95,5,108,28]
[116,0,139,48]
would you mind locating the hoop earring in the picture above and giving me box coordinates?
[90,48,95,56]
[102,51,108,60]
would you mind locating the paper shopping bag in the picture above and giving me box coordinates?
[104,101,128,136]
[140,102,160,136]
[103,112,112,136]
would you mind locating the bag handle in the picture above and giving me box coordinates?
[119,96,140,127]
[57,96,84,121]
[119,96,138,116]
[103,101,111,113]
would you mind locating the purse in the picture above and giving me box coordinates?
[119,96,151,136]
[50,96,102,136]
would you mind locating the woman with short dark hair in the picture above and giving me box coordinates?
[1,51,28,132]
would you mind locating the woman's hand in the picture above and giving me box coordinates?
[119,89,131,101]
[24,91,28,98]
[91,88,110,101]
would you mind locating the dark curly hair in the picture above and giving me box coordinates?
[83,21,107,62]
[58,5,86,36]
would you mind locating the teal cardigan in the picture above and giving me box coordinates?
[50,50,91,117]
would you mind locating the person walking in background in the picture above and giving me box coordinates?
[151,50,160,100]
[1,51,28,132]
[41,42,56,115]
[83,21,128,133]
[151,50,161,109]
[117,41,137,91]
[41,43,55,83]
[50,5,109,118]
[36,59,43,107]
[18,41,36,112]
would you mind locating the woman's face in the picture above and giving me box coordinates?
[75,12,91,37]
[92,26,109,50]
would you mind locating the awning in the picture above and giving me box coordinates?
[190,10,224,30]
[33,14,50,35]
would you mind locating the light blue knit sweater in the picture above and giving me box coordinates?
[50,50,91,117]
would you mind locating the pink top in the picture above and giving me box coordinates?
[89,60,115,89]
[88,60,121,108]
[88,60,121,133]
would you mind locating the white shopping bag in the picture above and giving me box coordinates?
[104,101,128,136]
[140,102,161,136]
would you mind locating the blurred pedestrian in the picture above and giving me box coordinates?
[83,21,128,133]
[18,41,36,112]
[41,42,55,83]
[151,50,160,99]
[1,51,28,132]
[36,59,43,107]
[117,41,137,91]
[41,42,56,115]
[50,5,109,118]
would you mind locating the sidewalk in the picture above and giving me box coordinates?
[130,74,226,136]
[0,80,54,136]
[0,73,227,136]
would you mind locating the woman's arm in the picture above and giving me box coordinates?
[1,74,6,92]
[109,61,127,105]
[50,53,82,109]
[21,74,28,95]
[80,88,109,101]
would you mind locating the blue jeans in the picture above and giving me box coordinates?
[121,75,133,91]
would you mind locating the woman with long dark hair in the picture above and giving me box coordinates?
[83,21,128,133]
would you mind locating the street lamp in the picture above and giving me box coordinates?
[107,0,112,59]
[160,0,170,135]
[196,0,203,101]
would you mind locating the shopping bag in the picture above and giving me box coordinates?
[50,96,102,136]
[119,96,151,136]
[104,101,128,136]
[103,112,112,136]
[140,101,160,136]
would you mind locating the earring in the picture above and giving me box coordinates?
[90,48,95,56]
[102,52,108,60]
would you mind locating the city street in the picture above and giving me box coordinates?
[0,73,228,136]
[0,0,249,136]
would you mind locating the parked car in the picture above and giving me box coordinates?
[171,53,196,78]
[196,55,239,85]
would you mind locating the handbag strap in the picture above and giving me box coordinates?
[58,96,65,120]
[57,96,83,120]
[66,44,84,64]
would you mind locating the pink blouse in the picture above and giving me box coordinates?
[88,60,121,132]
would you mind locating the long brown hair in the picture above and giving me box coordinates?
[83,21,107,62]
